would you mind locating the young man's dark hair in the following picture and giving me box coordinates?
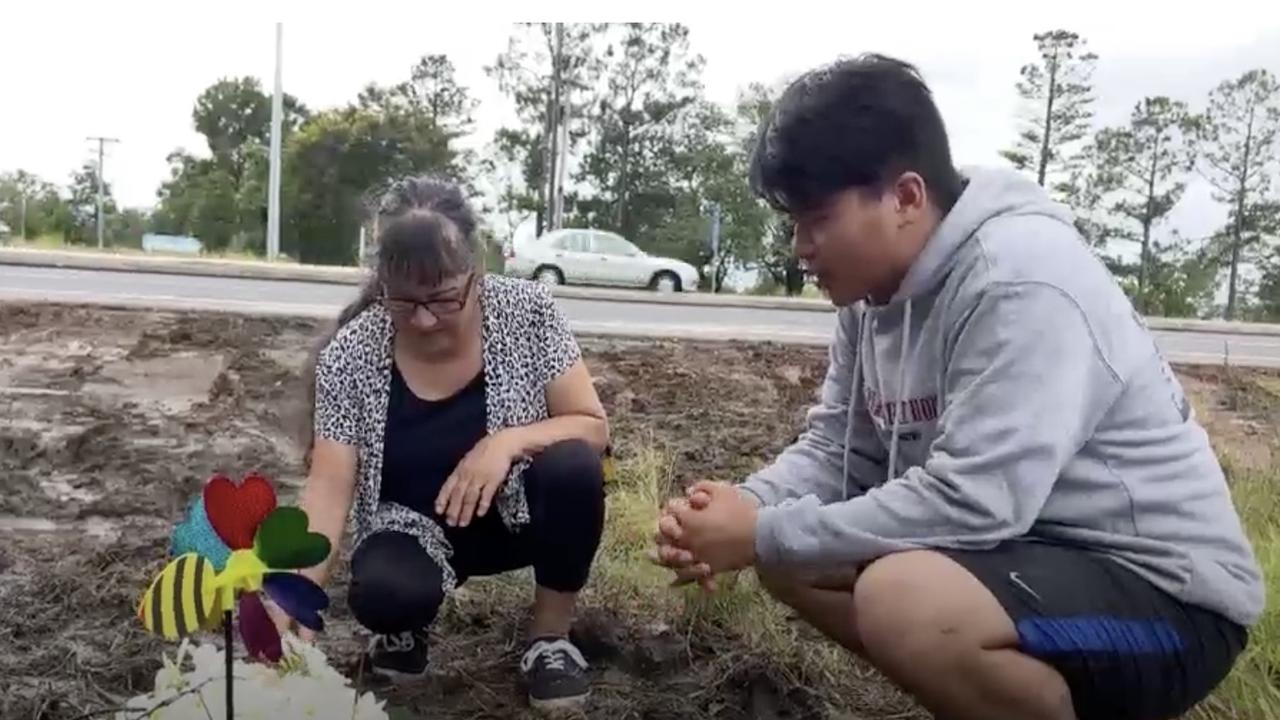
[750,53,965,215]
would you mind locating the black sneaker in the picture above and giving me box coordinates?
[520,636,590,713]
[366,629,429,680]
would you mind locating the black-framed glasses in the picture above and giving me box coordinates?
[380,274,476,318]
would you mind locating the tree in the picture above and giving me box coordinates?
[108,208,150,249]
[759,217,805,296]
[1110,232,1218,318]
[403,55,477,138]
[359,55,476,138]
[576,23,705,245]
[486,127,546,223]
[1200,68,1280,320]
[1244,220,1280,321]
[0,170,69,240]
[193,77,308,185]
[153,77,308,254]
[357,54,478,185]
[646,100,771,288]
[1002,30,1098,192]
[282,102,466,265]
[156,59,474,263]
[64,162,115,245]
[731,82,806,296]
[487,23,606,235]
[1054,152,1123,269]
[1092,96,1202,312]
[151,151,243,252]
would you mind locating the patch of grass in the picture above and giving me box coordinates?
[591,444,682,614]
[1252,376,1280,401]
[9,236,149,256]
[1193,461,1280,720]
[600,441,1279,719]
[5,236,300,264]
[9,232,66,249]
[593,446,916,717]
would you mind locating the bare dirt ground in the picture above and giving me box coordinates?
[0,302,1269,720]
[0,303,835,720]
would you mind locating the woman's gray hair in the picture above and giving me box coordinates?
[299,174,480,457]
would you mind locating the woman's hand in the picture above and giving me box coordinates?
[264,595,315,643]
[435,432,519,528]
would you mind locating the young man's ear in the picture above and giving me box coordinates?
[892,172,929,227]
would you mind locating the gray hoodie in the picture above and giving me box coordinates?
[740,166,1265,628]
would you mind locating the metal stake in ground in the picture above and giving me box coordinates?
[224,610,234,719]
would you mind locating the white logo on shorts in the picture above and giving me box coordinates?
[1009,571,1042,602]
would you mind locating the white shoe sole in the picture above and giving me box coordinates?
[528,691,590,715]
[366,663,429,683]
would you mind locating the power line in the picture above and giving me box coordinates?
[86,136,120,249]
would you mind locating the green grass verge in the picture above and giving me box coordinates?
[5,235,298,263]
[600,443,1277,719]
[1193,461,1280,719]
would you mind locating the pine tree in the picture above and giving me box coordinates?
[1200,68,1280,320]
[1093,96,1202,312]
[1001,30,1098,192]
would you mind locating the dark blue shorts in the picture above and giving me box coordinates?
[942,541,1247,720]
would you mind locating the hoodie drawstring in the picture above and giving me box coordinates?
[887,299,913,482]
[843,299,915,498]
[843,306,867,501]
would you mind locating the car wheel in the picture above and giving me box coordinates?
[652,271,681,293]
[535,266,565,287]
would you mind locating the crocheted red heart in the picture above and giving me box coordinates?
[203,472,278,550]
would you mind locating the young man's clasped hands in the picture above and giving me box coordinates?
[652,481,761,590]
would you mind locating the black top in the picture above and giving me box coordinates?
[380,362,488,517]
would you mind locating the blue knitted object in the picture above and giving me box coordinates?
[170,495,231,572]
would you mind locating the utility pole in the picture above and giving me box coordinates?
[19,194,27,241]
[86,136,120,249]
[553,23,568,230]
[706,202,722,293]
[544,22,564,232]
[266,22,284,262]
[554,101,568,229]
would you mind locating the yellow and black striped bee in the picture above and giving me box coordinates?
[137,553,221,640]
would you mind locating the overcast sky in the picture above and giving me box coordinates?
[3,0,1279,249]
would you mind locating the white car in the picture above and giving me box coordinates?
[504,228,700,293]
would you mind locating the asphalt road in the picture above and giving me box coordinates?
[4,264,1280,367]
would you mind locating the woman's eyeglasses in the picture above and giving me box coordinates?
[381,274,475,318]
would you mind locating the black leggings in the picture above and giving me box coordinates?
[347,439,606,634]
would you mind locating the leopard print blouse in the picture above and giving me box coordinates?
[312,274,582,593]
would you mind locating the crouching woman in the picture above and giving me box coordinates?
[281,175,608,713]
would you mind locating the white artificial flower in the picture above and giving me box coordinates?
[118,641,390,720]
